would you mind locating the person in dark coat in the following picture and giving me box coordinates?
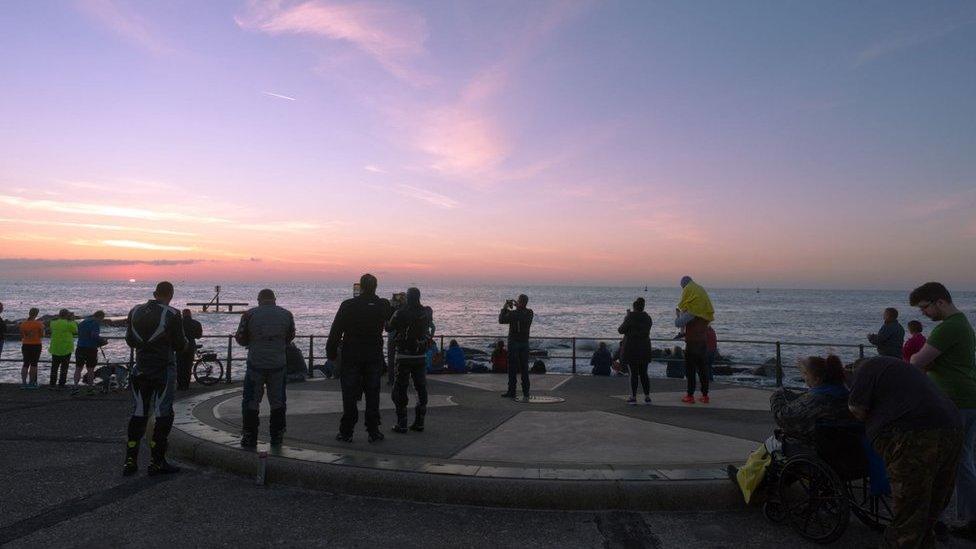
[619,297,653,404]
[178,309,203,390]
[590,342,613,376]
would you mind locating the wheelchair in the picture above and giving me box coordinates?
[761,422,894,544]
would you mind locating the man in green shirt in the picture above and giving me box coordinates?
[49,309,78,389]
[910,282,976,540]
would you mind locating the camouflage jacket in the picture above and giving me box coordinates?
[770,387,853,440]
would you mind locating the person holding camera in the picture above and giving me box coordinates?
[326,273,392,443]
[619,298,653,404]
[388,287,433,434]
[499,294,533,399]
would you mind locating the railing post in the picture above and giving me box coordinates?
[129,347,134,370]
[858,344,864,359]
[775,342,783,387]
[226,335,233,383]
[571,337,577,375]
[439,335,444,353]
[308,335,314,377]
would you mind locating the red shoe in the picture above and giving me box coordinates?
[681,394,695,404]
[698,395,710,404]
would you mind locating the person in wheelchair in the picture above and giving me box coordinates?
[769,354,853,455]
[729,355,853,495]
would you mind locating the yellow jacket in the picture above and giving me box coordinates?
[677,281,714,322]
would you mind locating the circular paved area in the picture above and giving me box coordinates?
[172,373,777,510]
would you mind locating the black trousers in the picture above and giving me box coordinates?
[685,341,709,396]
[507,340,530,396]
[392,358,427,421]
[339,353,383,434]
[629,360,650,396]
[50,354,71,386]
[176,351,193,389]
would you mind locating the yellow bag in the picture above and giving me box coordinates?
[735,444,771,504]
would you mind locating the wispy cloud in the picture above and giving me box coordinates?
[89,239,195,252]
[364,165,386,173]
[58,178,177,195]
[0,258,203,269]
[0,194,229,224]
[392,184,459,209]
[855,19,974,67]
[0,217,194,237]
[236,0,429,84]
[75,0,172,55]
[262,91,297,101]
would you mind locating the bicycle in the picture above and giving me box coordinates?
[192,348,225,385]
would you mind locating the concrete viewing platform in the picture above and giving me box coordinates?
[172,374,776,511]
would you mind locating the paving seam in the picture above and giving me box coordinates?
[600,409,767,443]
[0,435,119,444]
[0,474,181,545]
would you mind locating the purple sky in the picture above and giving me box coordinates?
[1,1,974,289]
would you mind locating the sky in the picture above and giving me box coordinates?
[0,0,974,289]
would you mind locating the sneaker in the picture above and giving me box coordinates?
[147,460,181,476]
[335,432,353,443]
[501,392,516,398]
[626,396,637,405]
[681,394,695,404]
[699,395,710,404]
[19,383,28,390]
[644,396,652,405]
[392,424,408,434]
[409,422,424,432]
[368,430,385,443]
[122,458,138,477]
[27,383,39,390]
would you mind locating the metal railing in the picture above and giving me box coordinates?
[0,332,872,387]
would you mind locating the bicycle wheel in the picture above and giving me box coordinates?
[193,357,224,385]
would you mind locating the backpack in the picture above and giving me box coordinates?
[395,307,432,355]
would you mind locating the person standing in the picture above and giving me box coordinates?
[19,308,43,389]
[618,298,652,404]
[122,281,187,476]
[75,310,106,393]
[49,309,77,390]
[388,287,432,434]
[902,320,926,362]
[178,309,203,390]
[908,282,976,540]
[849,356,964,548]
[326,274,391,443]
[499,294,534,400]
[675,276,713,404]
[235,289,296,448]
[868,307,905,358]
[0,302,6,362]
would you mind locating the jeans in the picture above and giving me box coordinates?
[392,358,427,421]
[685,341,709,396]
[507,340,530,397]
[957,408,976,522]
[242,366,287,412]
[50,354,71,386]
[629,360,649,397]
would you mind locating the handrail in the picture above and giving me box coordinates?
[0,331,885,388]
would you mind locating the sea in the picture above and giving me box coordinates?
[1,280,973,386]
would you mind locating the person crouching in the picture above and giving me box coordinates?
[235,289,296,448]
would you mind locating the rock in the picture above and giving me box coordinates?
[750,358,780,378]
[530,360,547,374]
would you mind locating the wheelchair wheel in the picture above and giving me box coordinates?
[193,356,224,385]
[777,456,850,544]
[847,477,894,532]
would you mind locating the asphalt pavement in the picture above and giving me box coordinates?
[0,383,890,548]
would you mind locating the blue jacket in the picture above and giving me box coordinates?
[77,317,102,349]
[445,346,466,373]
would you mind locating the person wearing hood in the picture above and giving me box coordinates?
[675,276,714,404]
[618,298,653,403]
[326,273,392,443]
[445,340,467,373]
[388,287,433,433]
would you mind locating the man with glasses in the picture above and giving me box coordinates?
[909,282,976,540]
